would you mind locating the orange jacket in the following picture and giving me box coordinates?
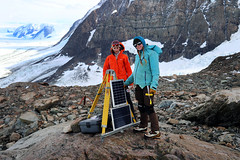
[103,43,132,81]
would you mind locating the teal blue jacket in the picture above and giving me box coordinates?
[124,37,160,90]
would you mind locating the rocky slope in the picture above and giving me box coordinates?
[1,122,240,160]
[0,52,239,159]
[43,0,240,83]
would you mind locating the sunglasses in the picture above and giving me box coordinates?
[112,44,120,47]
[112,45,120,50]
[133,41,142,47]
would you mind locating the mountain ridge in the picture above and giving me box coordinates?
[12,24,54,39]
[44,0,240,83]
[0,0,240,88]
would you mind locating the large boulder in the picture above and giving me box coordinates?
[181,87,240,127]
[0,122,239,160]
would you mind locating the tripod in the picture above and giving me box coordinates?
[87,69,138,137]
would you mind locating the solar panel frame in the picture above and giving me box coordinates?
[110,104,133,130]
[110,79,127,108]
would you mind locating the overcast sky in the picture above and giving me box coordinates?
[0,0,100,26]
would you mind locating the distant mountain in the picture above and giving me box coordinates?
[12,24,54,39]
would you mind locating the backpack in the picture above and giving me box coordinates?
[147,44,162,56]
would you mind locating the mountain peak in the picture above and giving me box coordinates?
[12,24,54,39]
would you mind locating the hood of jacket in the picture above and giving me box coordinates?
[110,42,125,54]
[133,36,146,48]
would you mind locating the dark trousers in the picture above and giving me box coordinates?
[126,90,135,118]
[135,85,159,131]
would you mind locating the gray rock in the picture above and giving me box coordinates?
[6,142,15,149]
[158,100,174,109]
[0,96,7,103]
[10,132,21,142]
[181,87,240,127]
[0,144,3,151]
[162,154,181,160]
[24,121,39,136]
[4,116,11,125]
[67,114,77,120]
[19,112,39,124]
[20,92,37,101]
[34,96,60,111]
[178,120,191,125]
[218,134,234,143]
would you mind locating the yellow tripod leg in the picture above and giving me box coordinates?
[87,74,107,119]
[101,76,111,134]
[131,110,136,123]
[126,101,136,123]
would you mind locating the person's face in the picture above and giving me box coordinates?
[136,43,143,51]
[134,41,143,51]
[112,45,120,52]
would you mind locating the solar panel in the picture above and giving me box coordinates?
[110,104,132,130]
[110,79,127,107]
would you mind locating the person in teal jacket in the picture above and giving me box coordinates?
[124,36,161,138]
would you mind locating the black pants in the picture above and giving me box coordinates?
[135,85,159,131]
[135,85,154,112]
[126,90,135,118]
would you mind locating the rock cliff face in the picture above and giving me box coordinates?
[45,0,240,82]
[60,0,239,63]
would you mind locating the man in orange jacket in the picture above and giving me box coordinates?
[103,40,135,117]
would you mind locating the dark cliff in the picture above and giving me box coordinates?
[61,0,239,62]
[44,0,240,83]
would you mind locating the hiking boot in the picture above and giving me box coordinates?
[144,131,161,138]
[133,126,147,132]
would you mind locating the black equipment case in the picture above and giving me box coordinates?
[79,115,102,134]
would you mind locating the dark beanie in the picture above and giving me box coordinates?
[133,36,146,48]
[133,38,141,45]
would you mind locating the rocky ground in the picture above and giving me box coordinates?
[0,52,239,159]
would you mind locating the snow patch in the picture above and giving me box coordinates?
[86,29,96,46]
[200,41,207,48]
[210,0,216,4]
[0,35,70,86]
[226,57,231,60]
[162,78,176,82]
[128,0,135,8]
[112,10,117,14]
[231,70,240,74]
[0,55,71,88]
[55,63,102,87]
[0,68,12,79]
[202,14,211,33]
[182,39,188,46]
[159,24,240,76]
